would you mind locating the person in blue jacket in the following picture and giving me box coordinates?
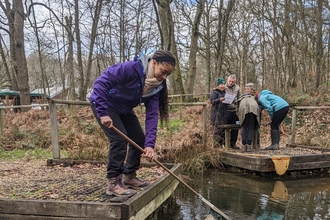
[256,90,289,150]
[90,50,175,197]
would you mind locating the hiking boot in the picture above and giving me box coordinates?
[246,145,252,152]
[231,144,239,150]
[241,145,247,152]
[123,172,149,188]
[106,175,136,197]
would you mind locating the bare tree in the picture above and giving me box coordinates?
[185,0,206,101]
[315,0,323,88]
[216,0,236,78]
[155,0,184,95]
[0,0,30,109]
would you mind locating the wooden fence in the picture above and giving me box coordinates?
[289,106,330,145]
[0,99,208,159]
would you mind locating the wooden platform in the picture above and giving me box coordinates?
[0,159,181,220]
[220,145,330,176]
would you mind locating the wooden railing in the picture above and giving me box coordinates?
[35,99,208,159]
[0,99,207,159]
[290,106,330,145]
[168,93,209,102]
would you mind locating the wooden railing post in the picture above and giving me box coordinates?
[179,95,183,120]
[290,109,297,145]
[49,101,60,159]
[0,108,4,136]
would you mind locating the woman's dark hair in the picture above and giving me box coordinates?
[152,50,176,67]
[152,50,175,124]
[159,80,169,124]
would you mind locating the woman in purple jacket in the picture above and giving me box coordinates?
[90,50,175,197]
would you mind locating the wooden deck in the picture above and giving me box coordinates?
[0,159,181,220]
[220,145,330,176]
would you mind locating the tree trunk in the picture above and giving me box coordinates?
[315,0,323,88]
[65,16,75,100]
[75,0,84,101]
[155,0,184,95]
[186,0,205,101]
[82,0,103,101]
[12,0,30,110]
[216,0,236,78]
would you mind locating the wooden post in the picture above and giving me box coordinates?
[252,131,257,149]
[202,104,207,147]
[49,102,60,159]
[179,95,182,120]
[225,129,231,149]
[0,108,4,136]
[290,109,297,145]
[68,104,74,116]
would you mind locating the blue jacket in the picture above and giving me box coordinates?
[90,55,160,148]
[258,90,289,119]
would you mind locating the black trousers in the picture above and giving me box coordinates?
[241,113,257,145]
[226,111,239,147]
[91,103,145,179]
[271,106,289,130]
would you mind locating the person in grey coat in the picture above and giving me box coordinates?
[225,74,240,149]
[237,83,260,151]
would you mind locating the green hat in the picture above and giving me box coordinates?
[216,77,225,86]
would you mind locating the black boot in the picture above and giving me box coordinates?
[265,130,280,150]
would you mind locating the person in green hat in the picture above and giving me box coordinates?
[210,77,229,148]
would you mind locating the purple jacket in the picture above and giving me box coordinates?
[90,56,160,148]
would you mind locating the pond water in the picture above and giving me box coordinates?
[156,170,330,220]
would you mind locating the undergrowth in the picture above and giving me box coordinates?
[1,88,330,174]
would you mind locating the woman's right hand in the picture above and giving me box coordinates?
[100,116,113,128]
[220,97,225,102]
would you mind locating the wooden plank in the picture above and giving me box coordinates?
[122,163,181,219]
[0,214,106,220]
[128,179,179,220]
[288,161,330,170]
[0,199,121,219]
[0,160,181,219]
[220,152,274,172]
[221,151,330,173]
[289,154,330,163]
[221,152,270,165]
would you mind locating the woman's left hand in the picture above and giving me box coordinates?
[144,147,155,160]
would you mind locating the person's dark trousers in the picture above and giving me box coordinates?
[90,103,145,179]
[241,113,257,145]
[226,111,239,148]
[271,106,289,130]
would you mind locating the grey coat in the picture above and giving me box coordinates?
[237,94,260,126]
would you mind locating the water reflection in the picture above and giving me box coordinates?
[157,170,330,220]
